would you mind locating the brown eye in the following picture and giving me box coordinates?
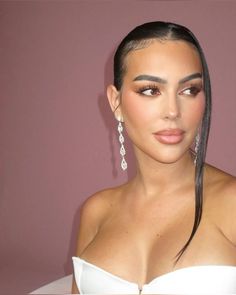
[139,86,160,96]
[181,86,202,96]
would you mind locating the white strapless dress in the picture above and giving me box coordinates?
[72,256,236,294]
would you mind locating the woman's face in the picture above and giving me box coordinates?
[108,40,205,164]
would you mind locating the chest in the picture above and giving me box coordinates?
[81,204,236,285]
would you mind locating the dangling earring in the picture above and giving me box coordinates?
[194,133,200,165]
[117,119,127,171]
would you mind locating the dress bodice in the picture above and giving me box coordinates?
[72,256,236,294]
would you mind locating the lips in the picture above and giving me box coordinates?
[153,129,185,144]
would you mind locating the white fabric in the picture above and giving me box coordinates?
[72,256,236,294]
[30,274,72,294]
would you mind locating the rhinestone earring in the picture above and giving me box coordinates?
[194,133,200,165]
[117,120,127,171]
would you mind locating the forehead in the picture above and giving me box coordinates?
[124,40,202,80]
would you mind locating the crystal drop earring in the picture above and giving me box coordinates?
[194,132,200,165]
[117,120,127,171]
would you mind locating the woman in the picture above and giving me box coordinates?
[71,21,236,294]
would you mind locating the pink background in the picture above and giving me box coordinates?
[1,1,236,293]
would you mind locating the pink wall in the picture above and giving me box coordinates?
[1,1,236,293]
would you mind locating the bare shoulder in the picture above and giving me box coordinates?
[204,163,236,243]
[80,184,125,221]
[205,163,236,199]
[74,184,125,256]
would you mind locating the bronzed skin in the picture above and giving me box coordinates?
[71,40,236,293]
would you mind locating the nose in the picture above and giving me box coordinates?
[163,93,180,120]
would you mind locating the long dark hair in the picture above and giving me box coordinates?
[113,21,212,260]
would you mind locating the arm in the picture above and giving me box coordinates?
[71,192,106,294]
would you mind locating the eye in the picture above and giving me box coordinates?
[180,85,202,97]
[138,85,161,96]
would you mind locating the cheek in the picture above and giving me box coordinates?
[121,91,157,125]
[183,94,206,127]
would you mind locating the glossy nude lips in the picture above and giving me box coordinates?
[153,129,185,144]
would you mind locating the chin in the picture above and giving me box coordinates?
[151,150,191,164]
[155,157,184,165]
[134,142,191,164]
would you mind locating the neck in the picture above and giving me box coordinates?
[130,149,195,198]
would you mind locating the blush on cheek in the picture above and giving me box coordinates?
[122,95,155,124]
[188,93,206,125]
[197,92,206,114]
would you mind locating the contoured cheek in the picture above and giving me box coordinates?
[120,84,158,127]
[183,92,205,130]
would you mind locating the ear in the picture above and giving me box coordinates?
[107,84,123,121]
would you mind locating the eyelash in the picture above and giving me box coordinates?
[137,84,202,97]
[180,85,202,96]
[137,84,160,96]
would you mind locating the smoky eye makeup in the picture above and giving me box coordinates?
[132,77,203,97]
[179,82,203,97]
[135,83,161,96]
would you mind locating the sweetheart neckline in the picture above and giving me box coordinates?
[72,256,236,288]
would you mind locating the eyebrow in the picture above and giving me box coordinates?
[133,73,202,84]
